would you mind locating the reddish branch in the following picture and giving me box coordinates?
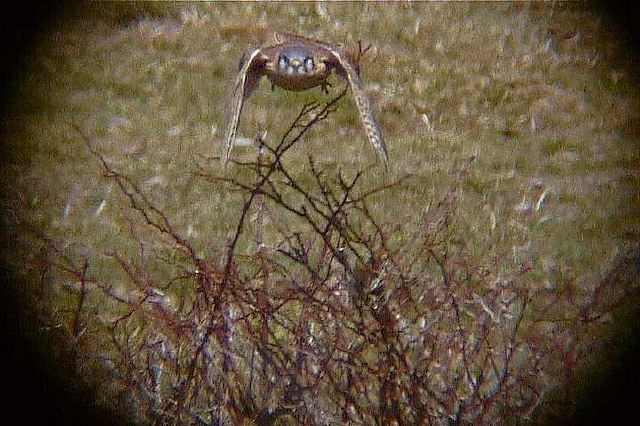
[30,73,635,425]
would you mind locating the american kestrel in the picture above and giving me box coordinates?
[221,32,389,169]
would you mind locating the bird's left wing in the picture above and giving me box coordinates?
[221,47,267,167]
[326,46,389,169]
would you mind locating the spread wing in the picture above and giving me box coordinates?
[275,31,340,48]
[324,45,390,169]
[221,47,267,167]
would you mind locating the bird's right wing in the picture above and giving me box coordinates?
[221,47,266,167]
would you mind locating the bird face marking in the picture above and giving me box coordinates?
[304,57,315,73]
[277,48,315,75]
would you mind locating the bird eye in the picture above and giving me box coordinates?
[304,57,314,72]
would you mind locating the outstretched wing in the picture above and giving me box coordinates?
[221,47,266,167]
[275,31,341,48]
[324,45,389,169]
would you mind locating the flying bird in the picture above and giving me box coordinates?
[221,32,389,169]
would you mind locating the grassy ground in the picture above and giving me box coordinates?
[2,2,639,424]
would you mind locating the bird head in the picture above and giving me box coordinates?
[277,48,315,75]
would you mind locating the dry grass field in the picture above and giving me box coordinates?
[2,2,639,425]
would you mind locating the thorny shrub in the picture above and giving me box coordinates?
[30,88,638,426]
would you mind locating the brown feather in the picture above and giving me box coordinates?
[222,47,266,167]
[323,44,389,168]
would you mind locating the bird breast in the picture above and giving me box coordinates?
[266,69,330,91]
[266,62,331,91]
[263,43,332,91]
